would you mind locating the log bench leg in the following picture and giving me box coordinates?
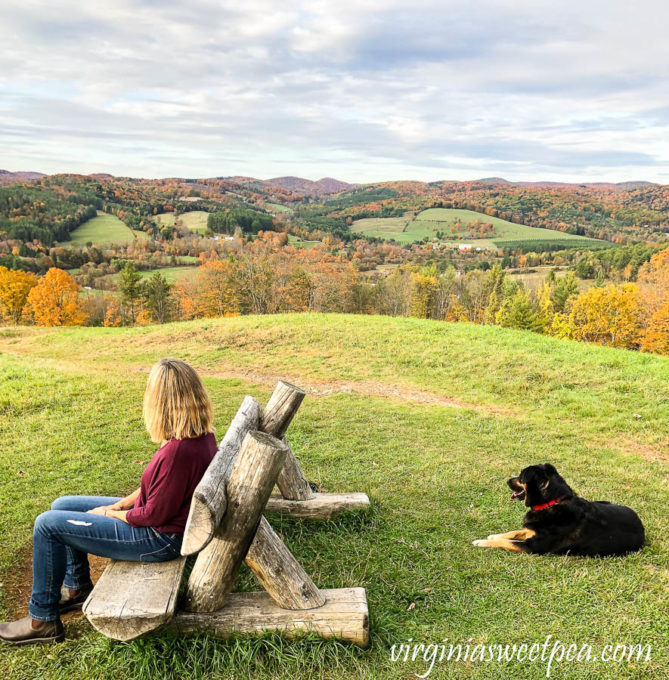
[245,516,325,609]
[170,588,370,647]
[184,431,288,612]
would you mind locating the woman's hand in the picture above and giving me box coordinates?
[85,506,130,523]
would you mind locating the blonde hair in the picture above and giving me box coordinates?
[143,358,214,443]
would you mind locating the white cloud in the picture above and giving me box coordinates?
[0,0,667,182]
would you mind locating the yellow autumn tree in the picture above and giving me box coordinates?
[409,272,438,318]
[26,268,88,326]
[0,266,37,324]
[555,284,643,349]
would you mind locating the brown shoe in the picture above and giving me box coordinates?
[58,584,93,613]
[0,616,64,645]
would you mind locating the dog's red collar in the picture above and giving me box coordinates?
[532,498,565,511]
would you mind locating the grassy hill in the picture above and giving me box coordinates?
[67,211,147,246]
[353,208,613,250]
[0,314,666,680]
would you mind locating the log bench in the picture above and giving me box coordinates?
[82,381,370,646]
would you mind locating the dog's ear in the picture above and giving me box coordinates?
[541,463,557,475]
[520,466,546,507]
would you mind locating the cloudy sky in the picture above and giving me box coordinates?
[1,0,667,183]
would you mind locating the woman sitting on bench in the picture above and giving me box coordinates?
[0,358,217,645]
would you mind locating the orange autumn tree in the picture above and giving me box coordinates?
[0,266,37,324]
[187,259,240,317]
[637,248,669,355]
[640,301,669,355]
[26,268,88,326]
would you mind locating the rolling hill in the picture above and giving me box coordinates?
[0,169,46,186]
[353,208,613,249]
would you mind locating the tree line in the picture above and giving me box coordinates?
[1,244,666,356]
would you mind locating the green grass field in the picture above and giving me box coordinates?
[0,314,666,680]
[288,234,321,248]
[67,211,143,246]
[96,265,199,288]
[267,203,294,214]
[507,267,593,292]
[353,209,611,251]
[155,211,210,234]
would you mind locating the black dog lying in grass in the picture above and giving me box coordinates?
[473,463,645,556]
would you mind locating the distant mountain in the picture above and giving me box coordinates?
[265,176,355,196]
[613,181,658,190]
[0,169,658,195]
[476,177,658,190]
[476,177,513,185]
[87,173,115,181]
[0,169,46,186]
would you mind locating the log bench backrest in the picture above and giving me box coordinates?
[181,396,261,556]
[182,381,305,556]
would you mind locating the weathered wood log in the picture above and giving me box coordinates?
[184,431,288,612]
[182,396,261,556]
[260,380,305,438]
[245,516,325,609]
[82,557,186,642]
[276,439,314,501]
[265,492,371,519]
[170,587,370,647]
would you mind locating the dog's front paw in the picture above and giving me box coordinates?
[487,534,502,540]
[472,539,490,547]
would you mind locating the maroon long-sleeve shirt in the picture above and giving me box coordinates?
[126,432,217,534]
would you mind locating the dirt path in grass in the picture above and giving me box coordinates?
[0,345,516,417]
[4,548,108,621]
[2,348,665,461]
[197,367,518,416]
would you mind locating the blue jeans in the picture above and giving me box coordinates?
[29,495,183,621]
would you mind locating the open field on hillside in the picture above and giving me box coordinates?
[507,267,594,292]
[267,202,294,214]
[288,234,321,248]
[353,209,612,251]
[351,215,415,241]
[0,314,666,680]
[67,211,146,246]
[79,288,120,299]
[155,211,210,233]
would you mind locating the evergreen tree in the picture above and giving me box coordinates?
[575,257,595,279]
[141,271,174,324]
[552,272,579,313]
[119,261,142,325]
[495,289,542,332]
